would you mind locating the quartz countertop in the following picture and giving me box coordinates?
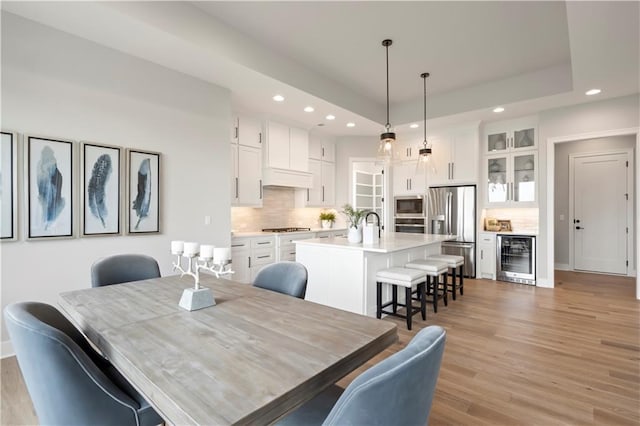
[294,232,455,253]
[231,228,347,238]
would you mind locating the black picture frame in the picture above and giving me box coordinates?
[1,131,18,241]
[126,149,160,234]
[81,142,122,236]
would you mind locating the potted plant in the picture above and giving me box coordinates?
[341,204,368,243]
[319,210,336,229]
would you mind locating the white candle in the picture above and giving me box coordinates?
[171,240,184,255]
[214,247,231,264]
[200,244,214,260]
[183,242,199,257]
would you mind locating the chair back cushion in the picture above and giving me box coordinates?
[4,302,148,425]
[252,261,308,299]
[91,254,160,287]
[322,325,446,426]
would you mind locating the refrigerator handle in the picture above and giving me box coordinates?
[446,192,452,235]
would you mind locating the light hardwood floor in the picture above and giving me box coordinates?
[2,271,638,425]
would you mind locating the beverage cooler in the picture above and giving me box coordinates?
[497,234,536,285]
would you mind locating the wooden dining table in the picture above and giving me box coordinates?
[58,274,397,425]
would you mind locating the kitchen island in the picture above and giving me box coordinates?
[295,232,454,316]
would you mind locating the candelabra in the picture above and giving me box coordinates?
[171,241,234,311]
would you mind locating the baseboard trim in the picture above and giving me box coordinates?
[536,278,554,288]
[1,340,14,359]
[554,263,571,271]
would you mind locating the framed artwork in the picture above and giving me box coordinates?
[81,142,121,236]
[497,219,513,232]
[1,131,18,240]
[127,149,160,234]
[26,135,74,239]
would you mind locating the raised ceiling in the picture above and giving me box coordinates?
[2,1,638,135]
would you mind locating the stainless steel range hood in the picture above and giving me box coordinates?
[262,167,313,188]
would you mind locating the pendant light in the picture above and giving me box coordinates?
[416,72,433,173]
[379,39,395,155]
[416,72,435,174]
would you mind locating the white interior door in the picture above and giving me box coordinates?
[573,153,628,274]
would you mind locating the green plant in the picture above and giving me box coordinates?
[319,211,336,221]
[341,204,368,229]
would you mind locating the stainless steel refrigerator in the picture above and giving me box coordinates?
[427,185,476,278]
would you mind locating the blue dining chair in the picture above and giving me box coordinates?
[277,325,447,426]
[4,302,164,426]
[91,254,161,287]
[252,261,308,299]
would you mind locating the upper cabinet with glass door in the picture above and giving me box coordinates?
[484,115,537,154]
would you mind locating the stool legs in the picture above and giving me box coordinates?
[459,265,464,295]
[420,283,426,321]
[376,281,382,319]
[451,267,456,300]
[405,287,413,330]
[392,286,398,314]
[442,272,448,307]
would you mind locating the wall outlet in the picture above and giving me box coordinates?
[204,215,211,225]
[559,214,565,221]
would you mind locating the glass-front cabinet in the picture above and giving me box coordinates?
[485,151,537,207]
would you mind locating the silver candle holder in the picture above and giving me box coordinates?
[172,244,234,311]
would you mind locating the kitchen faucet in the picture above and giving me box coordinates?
[365,212,381,238]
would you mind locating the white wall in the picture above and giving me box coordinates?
[537,94,640,285]
[0,13,232,355]
[554,135,636,267]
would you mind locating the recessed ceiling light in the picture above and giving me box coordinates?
[272,95,285,102]
[409,123,419,129]
[304,106,314,112]
[585,89,601,96]
[326,114,335,120]
[493,107,505,113]
[346,122,356,128]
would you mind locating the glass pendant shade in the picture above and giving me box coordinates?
[379,39,395,158]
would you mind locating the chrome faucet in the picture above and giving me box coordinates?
[365,212,381,238]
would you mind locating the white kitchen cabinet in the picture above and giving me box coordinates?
[392,161,426,196]
[235,115,262,149]
[478,232,497,280]
[394,139,423,161]
[427,126,479,186]
[277,232,315,261]
[309,136,335,162]
[304,159,335,207]
[264,121,290,170]
[289,127,309,172]
[230,144,262,207]
[484,115,537,154]
[485,151,537,207]
[264,121,309,172]
[231,235,276,284]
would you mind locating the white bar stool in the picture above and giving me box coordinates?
[405,259,449,313]
[427,254,465,300]
[376,267,427,330]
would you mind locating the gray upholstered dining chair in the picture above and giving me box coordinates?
[91,253,161,287]
[277,325,446,426]
[252,261,308,299]
[3,302,164,426]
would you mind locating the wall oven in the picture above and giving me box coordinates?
[394,217,426,233]
[497,234,536,285]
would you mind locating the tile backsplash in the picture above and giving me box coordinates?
[231,187,344,232]
[482,208,539,233]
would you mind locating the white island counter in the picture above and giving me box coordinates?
[295,233,454,316]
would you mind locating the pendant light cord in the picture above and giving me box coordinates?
[421,72,430,147]
[385,43,390,130]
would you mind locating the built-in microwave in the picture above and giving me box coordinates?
[394,196,425,217]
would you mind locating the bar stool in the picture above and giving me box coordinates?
[404,259,449,313]
[376,268,427,330]
[427,254,465,300]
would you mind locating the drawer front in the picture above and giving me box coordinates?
[231,238,250,250]
[279,247,297,261]
[316,231,332,239]
[251,237,275,249]
[332,230,347,238]
[251,248,275,266]
[479,233,496,244]
[278,233,315,245]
